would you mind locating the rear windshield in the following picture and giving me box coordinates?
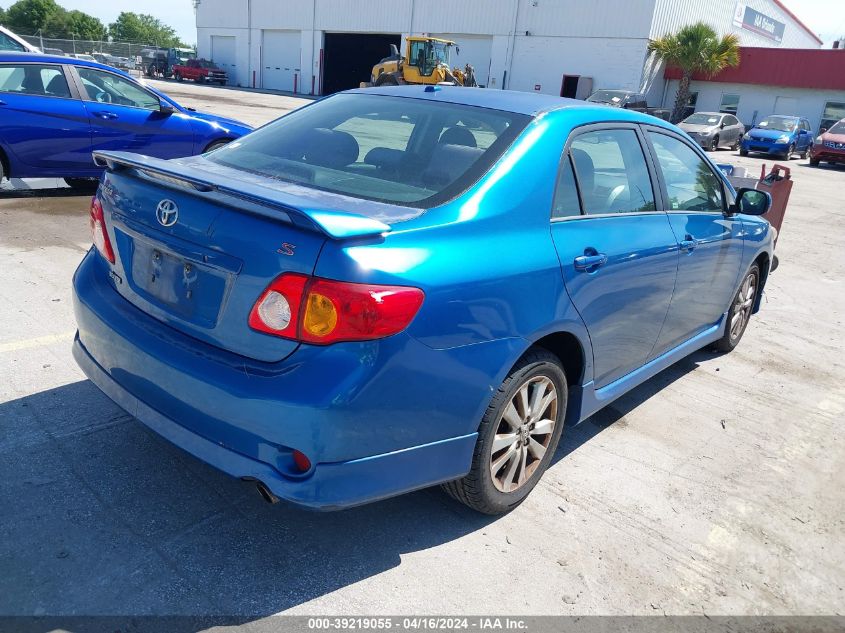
[207,93,530,207]
[757,116,797,132]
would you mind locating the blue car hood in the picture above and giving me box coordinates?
[187,110,253,134]
[749,127,792,140]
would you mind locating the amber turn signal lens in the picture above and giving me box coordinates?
[303,292,339,338]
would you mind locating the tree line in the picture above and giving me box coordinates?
[0,0,186,47]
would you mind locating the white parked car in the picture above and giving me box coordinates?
[0,25,40,53]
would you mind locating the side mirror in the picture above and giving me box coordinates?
[820,127,828,135]
[732,188,771,216]
[720,122,726,128]
[159,101,176,115]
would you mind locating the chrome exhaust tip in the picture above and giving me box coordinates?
[255,481,280,504]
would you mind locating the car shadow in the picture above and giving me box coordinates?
[0,380,494,618]
[1,350,709,618]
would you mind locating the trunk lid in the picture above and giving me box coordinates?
[95,151,393,363]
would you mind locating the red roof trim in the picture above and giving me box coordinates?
[771,0,824,46]
[664,47,845,90]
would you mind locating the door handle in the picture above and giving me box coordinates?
[93,111,118,120]
[680,234,697,251]
[573,253,608,271]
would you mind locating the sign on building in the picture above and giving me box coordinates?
[733,2,786,43]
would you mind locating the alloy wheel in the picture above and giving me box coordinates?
[490,375,558,493]
[730,272,756,340]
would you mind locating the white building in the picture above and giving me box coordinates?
[194,0,822,101]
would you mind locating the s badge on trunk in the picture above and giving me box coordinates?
[156,200,179,227]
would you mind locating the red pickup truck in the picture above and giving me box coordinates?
[172,59,228,85]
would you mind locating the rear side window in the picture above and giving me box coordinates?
[569,129,655,215]
[208,93,530,208]
[552,155,581,218]
[647,132,724,213]
[0,64,70,98]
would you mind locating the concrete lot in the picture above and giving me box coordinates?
[0,83,843,618]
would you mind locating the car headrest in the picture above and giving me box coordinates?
[45,75,70,98]
[422,143,485,188]
[570,147,594,193]
[438,126,477,148]
[302,128,359,169]
[364,147,404,171]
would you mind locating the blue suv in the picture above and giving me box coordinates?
[0,52,252,188]
[740,115,813,159]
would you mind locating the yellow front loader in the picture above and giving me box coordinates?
[361,36,477,88]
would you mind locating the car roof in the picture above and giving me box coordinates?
[346,85,662,120]
[688,112,724,116]
[0,50,127,73]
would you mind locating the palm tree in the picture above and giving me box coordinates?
[648,22,740,123]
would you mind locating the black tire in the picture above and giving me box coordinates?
[203,139,231,153]
[739,148,748,157]
[0,154,5,183]
[146,64,156,78]
[783,143,795,160]
[799,147,809,159]
[709,136,719,152]
[64,177,98,191]
[809,157,820,166]
[174,72,182,82]
[374,73,400,87]
[731,137,741,151]
[441,349,567,515]
[712,263,760,353]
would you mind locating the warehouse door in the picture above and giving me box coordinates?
[262,30,301,93]
[322,33,400,94]
[774,96,799,116]
[211,36,237,85]
[432,34,493,87]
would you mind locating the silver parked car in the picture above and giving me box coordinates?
[678,112,745,151]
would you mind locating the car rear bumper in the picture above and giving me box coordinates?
[73,334,474,509]
[810,147,845,163]
[70,250,514,509]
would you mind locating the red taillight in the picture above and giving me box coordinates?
[292,450,311,472]
[248,273,424,345]
[89,196,115,263]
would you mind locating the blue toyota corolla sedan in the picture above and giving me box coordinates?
[72,86,773,514]
[0,52,251,188]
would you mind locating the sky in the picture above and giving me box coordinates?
[53,0,199,45]
[8,0,845,49]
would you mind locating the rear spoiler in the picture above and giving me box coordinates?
[92,151,392,240]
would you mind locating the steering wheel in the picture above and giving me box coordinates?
[605,184,629,212]
[95,91,112,104]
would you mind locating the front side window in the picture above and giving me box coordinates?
[719,93,740,115]
[76,67,160,110]
[0,64,70,98]
[568,129,655,215]
[207,93,529,209]
[648,132,724,213]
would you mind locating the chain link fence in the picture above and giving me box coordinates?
[19,35,157,76]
